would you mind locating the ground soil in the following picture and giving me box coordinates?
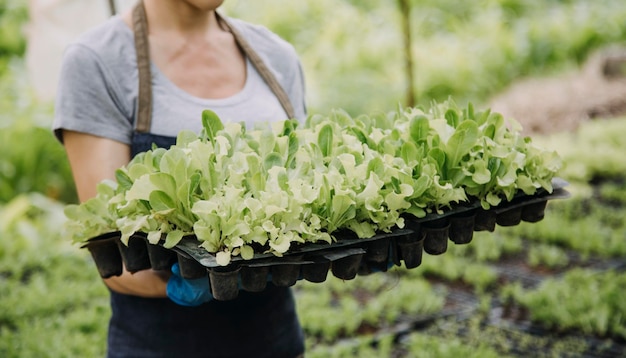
[488,47,626,135]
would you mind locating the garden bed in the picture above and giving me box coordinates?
[296,240,626,358]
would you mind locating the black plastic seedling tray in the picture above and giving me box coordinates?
[84,179,570,300]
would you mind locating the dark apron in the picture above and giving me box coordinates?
[107,3,304,357]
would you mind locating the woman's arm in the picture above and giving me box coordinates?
[63,129,170,298]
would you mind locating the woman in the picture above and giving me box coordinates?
[53,1,307,357]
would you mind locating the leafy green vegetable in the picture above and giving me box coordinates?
[63,100,561,265]
[201,109,224,142]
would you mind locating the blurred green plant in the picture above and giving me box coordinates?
[527,244,570,270]
[0,122,76,203]
[404,332,505,358]
[0,68,77,204]
[505,193,626,258]
[453,231,524,262]
[412,315,591,357]
[0,1,27,75]
[417,253,499,292]
[224,0,626,114]
[306,333,395,358]
[0,193,109,357]
[534,118,626,184]
[501,269,626,339]
[296,272,445,344]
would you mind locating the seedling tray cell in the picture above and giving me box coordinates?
[84,232,123,278]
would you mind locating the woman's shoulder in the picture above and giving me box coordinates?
[56,15,137,131]
[63,16,135,72]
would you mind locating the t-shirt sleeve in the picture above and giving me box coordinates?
[53,44,133,145]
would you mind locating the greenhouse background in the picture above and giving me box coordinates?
[1,0,626,356]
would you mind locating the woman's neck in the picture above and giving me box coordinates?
[141,0,223,38]
[121,0,247,100]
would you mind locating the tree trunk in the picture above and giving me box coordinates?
[397,0,416,107]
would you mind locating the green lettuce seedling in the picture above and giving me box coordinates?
[64,102,562,265]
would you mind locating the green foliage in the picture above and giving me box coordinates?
[0,194,66,274]
[534,118,626,184]
[452,231,524,262]
[0,71,77,204]
[0,123,76,204]
[306,333,395,358]
[504,194,626,258]
[224,0,626,114]
[225,0,403,114]
[405,0,626,106]
[412,315,592,358]
[295,272,444,344]
[597,181,626,205]
[527,244,570,269]
[0,1,27,74]
[0,194,109,358]
[502,269,626,339]
[417,253,499,292]
[404,332,504,358]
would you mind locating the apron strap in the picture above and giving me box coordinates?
[218,16,296,121]
[132,1,152,133]
[131,1,296,133]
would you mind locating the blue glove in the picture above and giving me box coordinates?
[166,263,213,306]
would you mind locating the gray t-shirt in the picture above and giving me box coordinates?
[53,15,307,144]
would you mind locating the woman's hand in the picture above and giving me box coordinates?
[166,263,213,306]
